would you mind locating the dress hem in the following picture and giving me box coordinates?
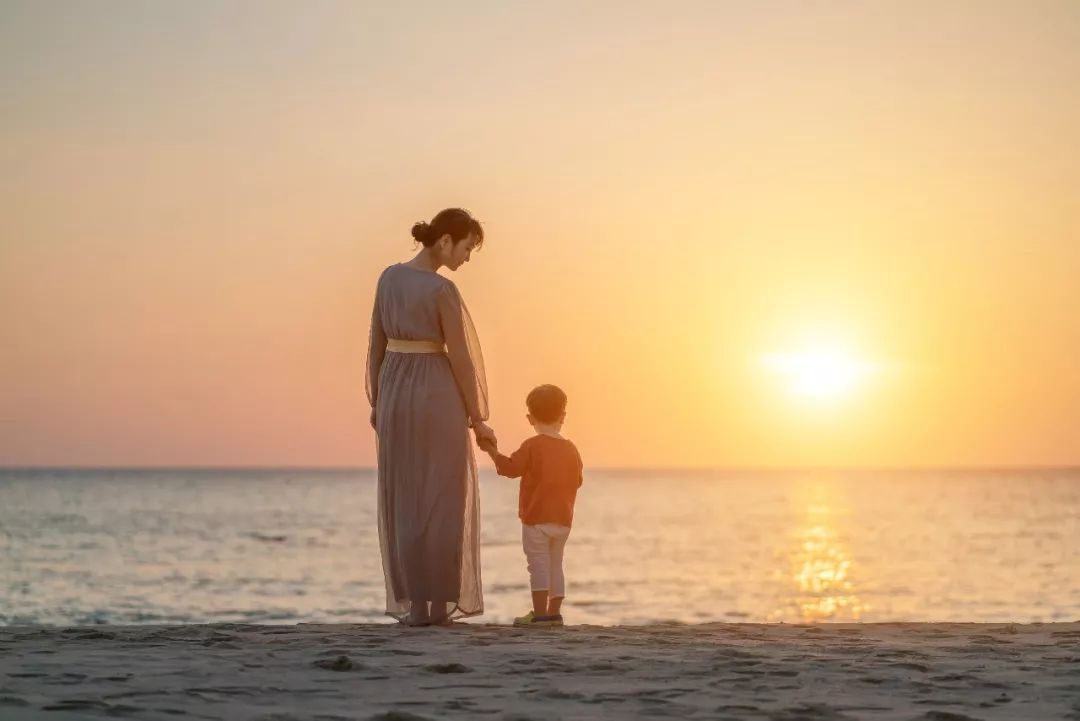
[386,604,484,623]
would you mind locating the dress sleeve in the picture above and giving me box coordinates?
[365,276,387,408]
[436,281,489,425]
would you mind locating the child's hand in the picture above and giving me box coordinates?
[478,437,498,455]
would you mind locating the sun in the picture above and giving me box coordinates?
[762,346,875,401]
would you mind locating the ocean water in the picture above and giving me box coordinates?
[1,468,1077,627]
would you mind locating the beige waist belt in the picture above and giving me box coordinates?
[386,338,445,354]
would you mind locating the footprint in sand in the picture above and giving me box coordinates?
[63,630,117,640]
[40,699,112,712]
[889,662,930,672]
[368,712,433,721]
[422,662,471,674]
[929,673,978,683]
[312,654,364,671]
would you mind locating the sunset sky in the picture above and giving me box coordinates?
[2,1,1078,468]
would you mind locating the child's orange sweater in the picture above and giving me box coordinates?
[493,435,583,527]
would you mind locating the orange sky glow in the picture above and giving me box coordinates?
[2,1,1078,467]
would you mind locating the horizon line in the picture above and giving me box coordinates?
[1,464,1078,473]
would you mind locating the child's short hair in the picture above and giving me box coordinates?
[526,384,567,424]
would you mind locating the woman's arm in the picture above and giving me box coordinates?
[365,284,387,428]
[436,282,489,426]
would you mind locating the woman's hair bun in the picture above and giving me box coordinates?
[410,221,431,243]
[410,209,483,248]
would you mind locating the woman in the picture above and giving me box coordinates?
[366,207,496,626]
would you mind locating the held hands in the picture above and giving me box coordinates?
[473,421,498,456]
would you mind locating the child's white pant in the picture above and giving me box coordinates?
[522,523,571,598]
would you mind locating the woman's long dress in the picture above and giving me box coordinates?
[366,263,488,620]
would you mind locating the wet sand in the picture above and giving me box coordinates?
[1,622,1078,720]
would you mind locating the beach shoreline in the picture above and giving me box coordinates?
[2,621,1078,720]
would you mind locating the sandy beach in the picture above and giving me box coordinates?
[1,622,1078,720]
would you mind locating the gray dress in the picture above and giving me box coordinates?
[366,263,488,620]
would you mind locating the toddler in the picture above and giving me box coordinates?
[481,384,583,627]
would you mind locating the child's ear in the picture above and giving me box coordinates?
[526,413,534,425]
[559,412,567,423]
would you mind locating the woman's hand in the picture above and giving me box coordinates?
[472,421,496,453]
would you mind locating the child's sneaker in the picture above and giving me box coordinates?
[513,611,564,627]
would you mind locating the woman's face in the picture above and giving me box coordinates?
[440,232,480,271]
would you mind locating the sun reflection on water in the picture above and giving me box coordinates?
[770,483,867,622]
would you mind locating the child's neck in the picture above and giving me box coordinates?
[532,423,564,439]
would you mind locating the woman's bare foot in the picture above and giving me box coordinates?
[405,602,431,627]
